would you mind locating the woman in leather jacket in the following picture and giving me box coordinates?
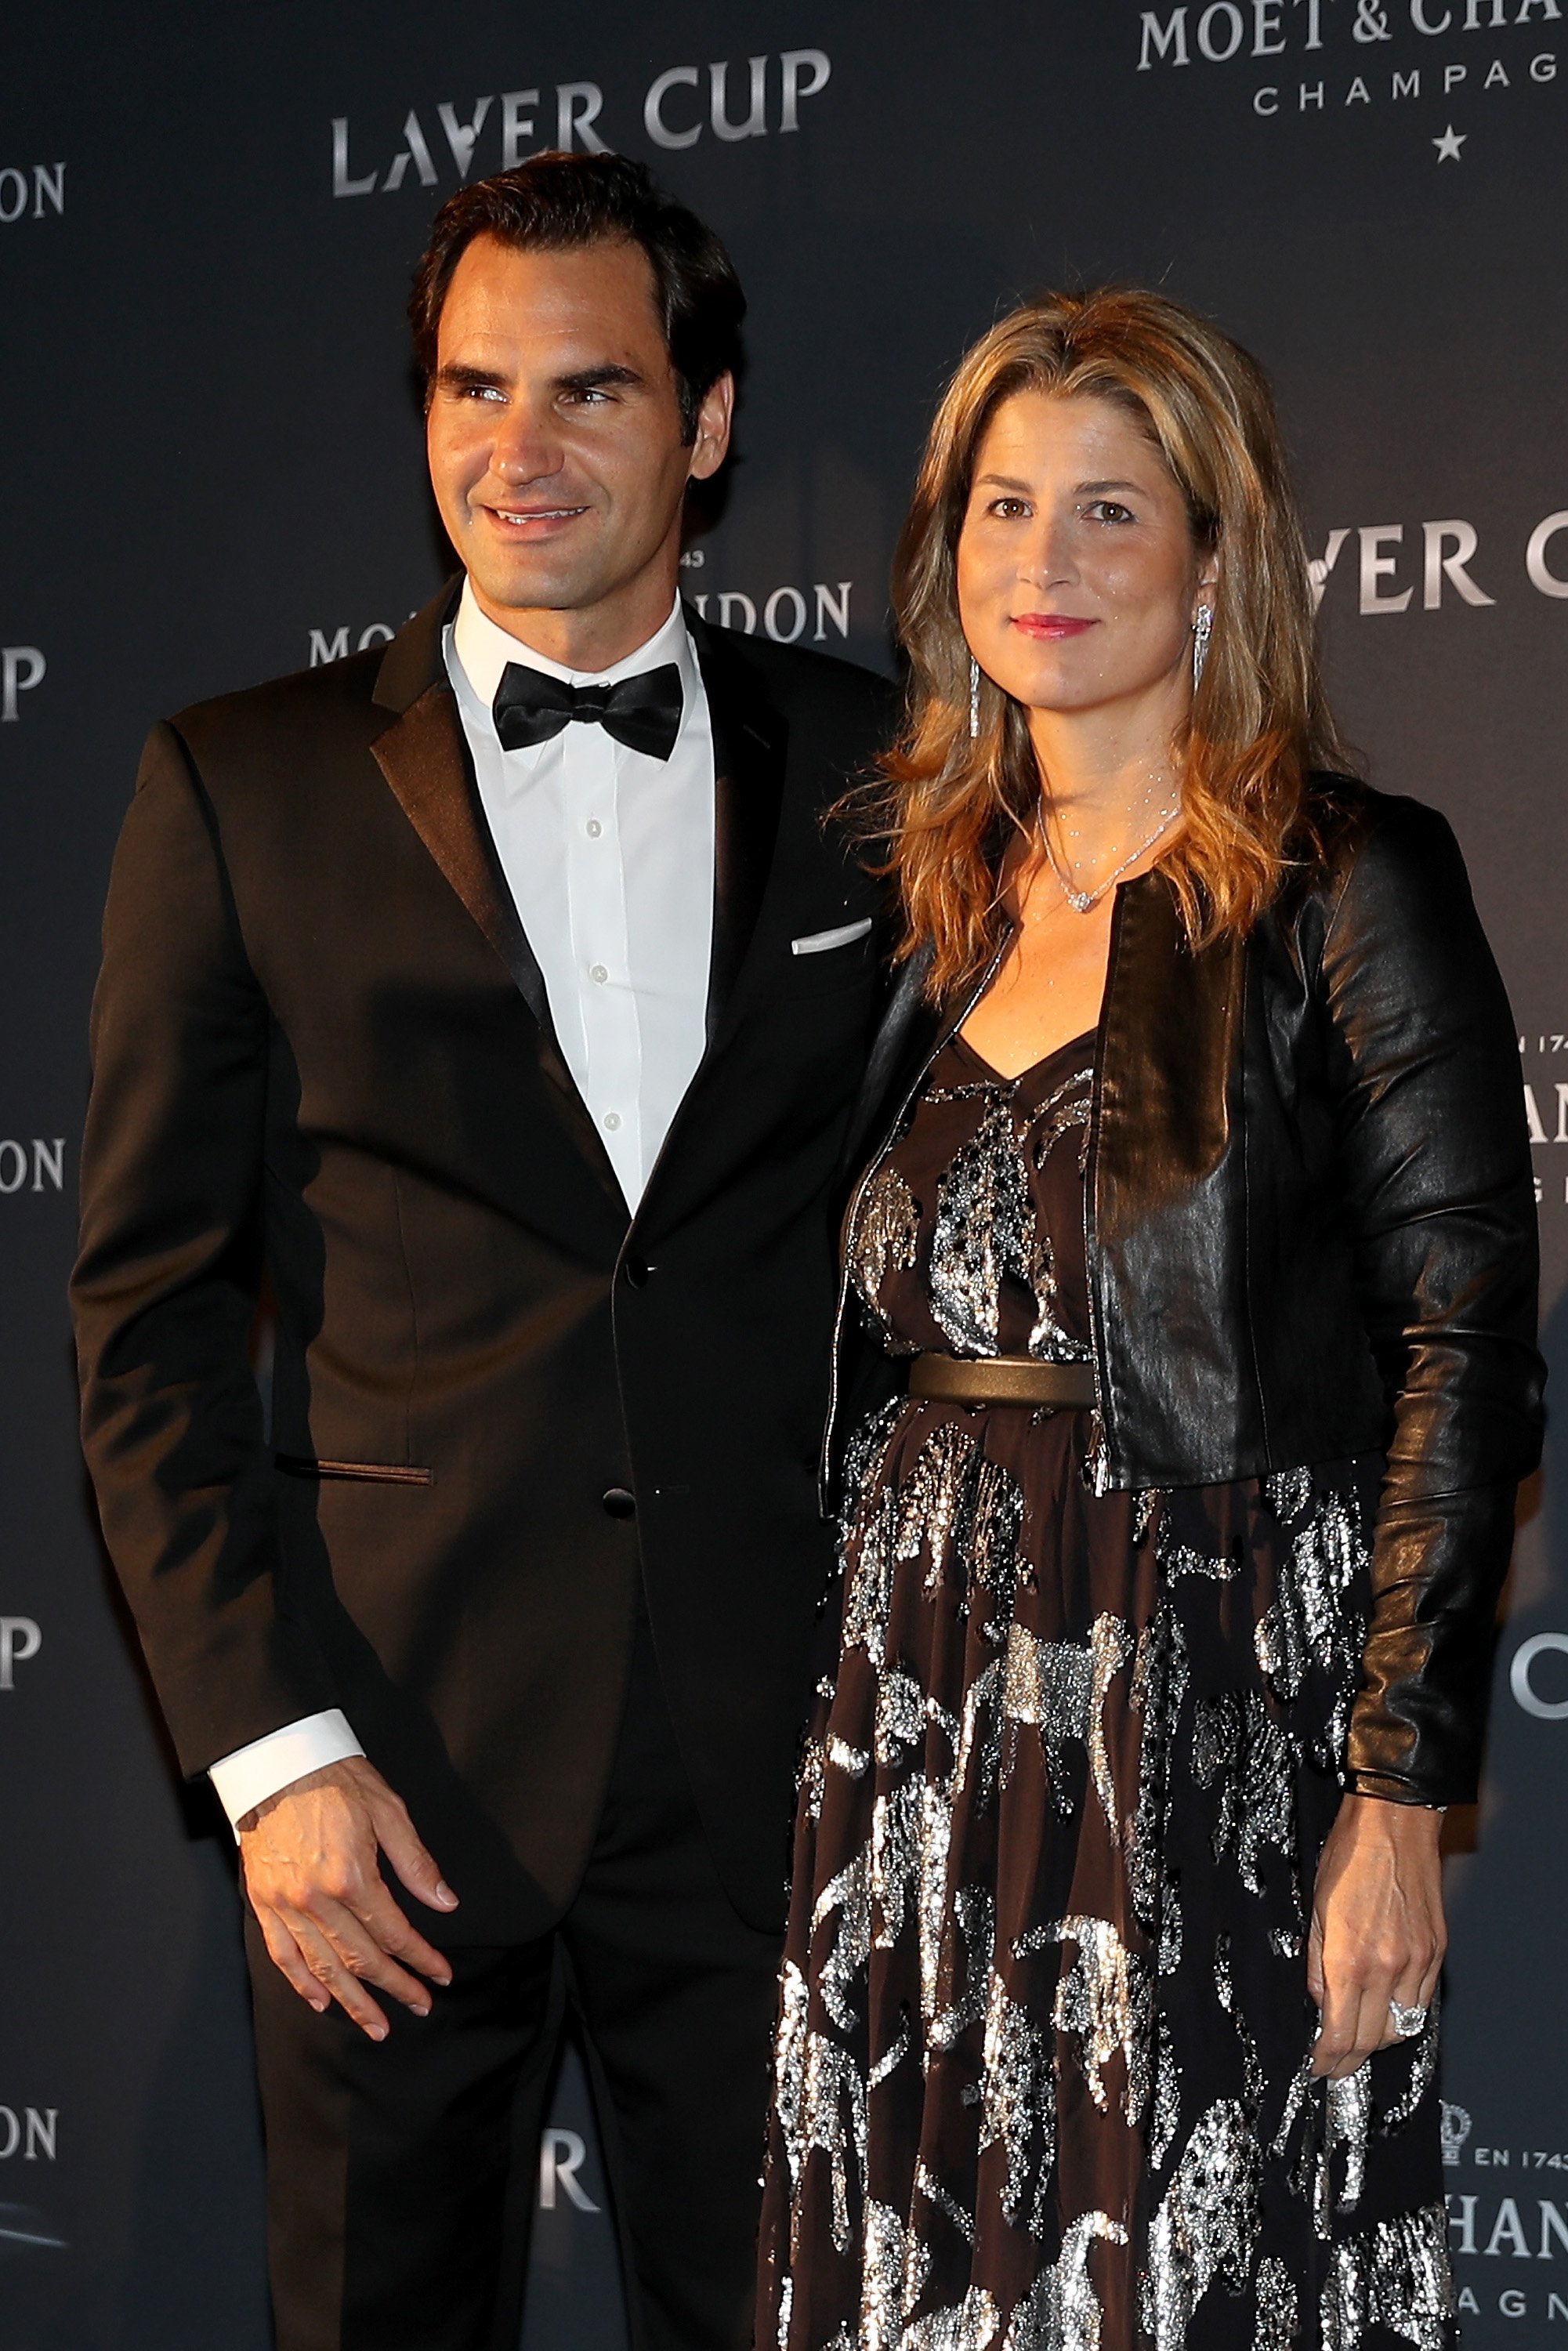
[757,290,1543,2351]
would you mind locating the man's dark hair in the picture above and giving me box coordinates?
[411,150,745,443]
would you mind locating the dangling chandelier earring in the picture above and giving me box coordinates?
[969,656,981,742]
[1192,603,1213,690]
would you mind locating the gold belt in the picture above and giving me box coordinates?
[907,1354,1097,1410]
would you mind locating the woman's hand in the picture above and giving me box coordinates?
[1307,1792,1446,2079]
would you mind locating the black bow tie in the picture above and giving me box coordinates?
[491,661,684,763]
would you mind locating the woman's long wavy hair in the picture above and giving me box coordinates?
[870,288,1353,996]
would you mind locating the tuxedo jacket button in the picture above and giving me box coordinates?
[601,1486,636,1520]
[622,1255,651,1288]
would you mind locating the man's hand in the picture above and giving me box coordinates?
[238,1757,458,2040]
[1308,1791,1445,2080]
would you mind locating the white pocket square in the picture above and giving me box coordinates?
[791,917,873,957]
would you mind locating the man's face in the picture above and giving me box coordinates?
[426,233,730,636]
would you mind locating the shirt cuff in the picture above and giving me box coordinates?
[208,1710,365,1831]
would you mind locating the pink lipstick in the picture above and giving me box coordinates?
[1011,614,1098,639]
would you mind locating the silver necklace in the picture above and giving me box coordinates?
[1036,795,1181,915]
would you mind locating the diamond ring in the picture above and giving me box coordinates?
[1389,2001,1429,2039]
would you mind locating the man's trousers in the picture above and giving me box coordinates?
[244,1610,785,2351]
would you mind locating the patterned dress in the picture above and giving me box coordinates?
[755,1030,1451,2351]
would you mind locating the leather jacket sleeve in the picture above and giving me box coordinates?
[1317,794,1544,1806]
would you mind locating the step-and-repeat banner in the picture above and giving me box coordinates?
[2,4,1564,2345]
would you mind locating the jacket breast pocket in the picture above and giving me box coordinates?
[784,917,877,995]
[791,917,873,958]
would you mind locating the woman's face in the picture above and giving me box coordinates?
[955,389,1214,725]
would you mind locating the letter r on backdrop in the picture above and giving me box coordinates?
[538,2128,600,2212]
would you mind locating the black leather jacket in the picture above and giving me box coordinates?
[827,780,1544,1809]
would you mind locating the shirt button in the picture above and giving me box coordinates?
[589,963,608,984]
[603,1110,621,1132]
[601,1486,636,1520]
[585,819,603,839]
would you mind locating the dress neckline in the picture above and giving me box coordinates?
[948,1027,1096,1088]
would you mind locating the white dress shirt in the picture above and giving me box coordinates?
[208,579,718,1828]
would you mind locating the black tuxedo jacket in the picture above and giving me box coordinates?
[72,583,897,1937]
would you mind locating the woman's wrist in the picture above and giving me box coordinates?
[1340,1790,1446,1841]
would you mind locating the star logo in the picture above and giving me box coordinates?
[1433,125,1467,161]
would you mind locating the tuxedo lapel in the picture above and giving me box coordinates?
[371,680,550,1031]
[370,583,623,1206]
[690,611,788,1045]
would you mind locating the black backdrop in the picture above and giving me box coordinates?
[2,5,1566,2346]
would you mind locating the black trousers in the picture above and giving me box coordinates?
[244,1613,784,2351]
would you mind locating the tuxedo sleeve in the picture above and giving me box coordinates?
[71,720,341,1774]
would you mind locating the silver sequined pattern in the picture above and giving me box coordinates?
[979,1965,1057,2234]
[773,1959,868,2256]
[1034,1916,1151,2124]
[862,2197,930,2348]
[853,1161,923,1349]
[916,2161,976,2245]
[1148,2006,1183,2170]
[1002,1614,1132,1823]
[1378,1997,1440,2128]
[1256,2253,1298,2351]
[1157,1509,1239,1585]
[930,1883,996,2052]
[1005,2212,1128,2351]
[813,1852,872,2035]
[1141,2099,1262,2351]
[1320,2204,1453,2351]
[928,1092,1041,1357]
[1024,1065,1096,1360]
[1192,1690,1300,1906]
[896,1422,981,1593]
[1323,2063,1373,2224]
[1128,1600,1190,1969]
[839,1402,903,1657]
[905,2288,1002,2349]
[1255,1479,1371,1774]
[919,1065,1094,1361]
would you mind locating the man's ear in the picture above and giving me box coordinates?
[688,371,735,484]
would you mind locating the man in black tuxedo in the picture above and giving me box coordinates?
[72,154,893,2351]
